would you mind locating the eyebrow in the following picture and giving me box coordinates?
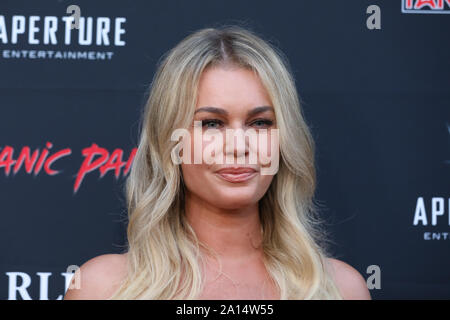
[194,106,274,116]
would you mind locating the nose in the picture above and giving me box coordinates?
[224,126,249,162]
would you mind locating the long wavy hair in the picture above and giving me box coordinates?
[110,24,342,299]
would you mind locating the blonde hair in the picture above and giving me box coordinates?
[110,24,342,299]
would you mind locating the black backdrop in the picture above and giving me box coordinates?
[0,0,449,300]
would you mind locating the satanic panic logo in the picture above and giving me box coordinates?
[0,142,137,193]
[402,0,450,13]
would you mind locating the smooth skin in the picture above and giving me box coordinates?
[64,66,371,300]
[63,253,371,299]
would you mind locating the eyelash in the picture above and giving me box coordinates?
[201,118,274,129]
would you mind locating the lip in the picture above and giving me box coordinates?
[214,167,258,183]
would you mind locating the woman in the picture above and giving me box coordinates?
[64,25,371,300]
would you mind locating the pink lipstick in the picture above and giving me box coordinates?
[215,167,258,183]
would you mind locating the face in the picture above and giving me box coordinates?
[179,66,279,209]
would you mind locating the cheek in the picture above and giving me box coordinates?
[248,129,279,167]
[179,130,217,192]
[182,127,221,164]
[256,173,275,195]
[181,163,208,190]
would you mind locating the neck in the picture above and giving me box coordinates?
[184,191,264,262]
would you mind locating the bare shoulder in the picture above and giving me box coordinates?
[326,257,371,300]
[64,252,128,300]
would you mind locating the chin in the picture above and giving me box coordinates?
[212,188,262,209]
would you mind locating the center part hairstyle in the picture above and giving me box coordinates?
[110,24,342,299]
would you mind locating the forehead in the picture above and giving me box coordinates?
[195,66,272,111]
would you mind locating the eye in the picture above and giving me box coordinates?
[250,118,274,129]
[202,119,224,129]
